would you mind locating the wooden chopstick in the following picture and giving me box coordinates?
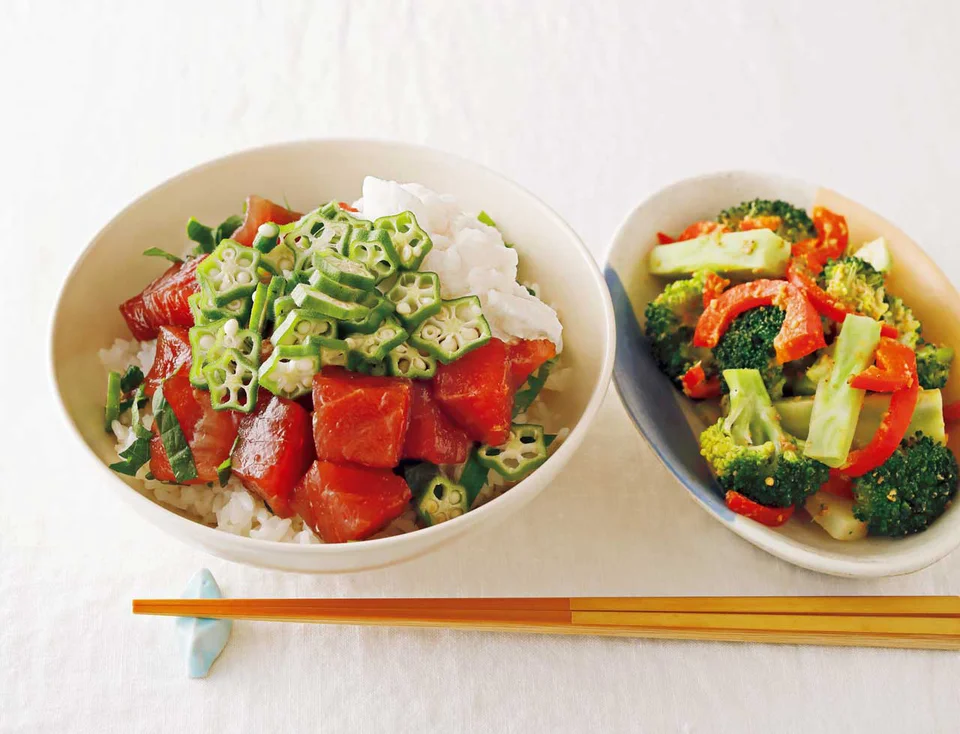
[131,596,960,650]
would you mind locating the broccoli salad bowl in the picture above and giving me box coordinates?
[50,140,614,573]
[606,170,960,577]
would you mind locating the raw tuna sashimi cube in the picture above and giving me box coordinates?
[232,395,315,518]
[402,382,472,465]
[230,195,302,247]
[119,293,156,341]
[433,339,512,446]
[293,460,412,543]
[312,368,412,468]
[149,366,240,484]
[144,326,192,397]
[506,339,557,389]
[140,256,204,332]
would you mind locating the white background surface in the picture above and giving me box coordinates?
[3,1,960,732]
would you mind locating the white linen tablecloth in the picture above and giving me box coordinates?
[3,1,960,731]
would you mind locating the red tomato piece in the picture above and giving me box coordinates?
[144,326,191,397]
[656,232,676,245]
[141,256,204,331]
[232,395,315,518]
[312,368,412,468]
[693,279,826,363]
[681,361,721,400]
[677,220,727,242]
[149,366,240,484]
[119,293,157,340]
[402,382,472,465]
[739,215,782,232]
[230,195,302,247]
[725,491,794,527]
[506,339,557,390]
[701,271,730,308]
[433,339,512,446]
[293,461,412,543]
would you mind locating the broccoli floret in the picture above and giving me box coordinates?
[713,307,786,399]
[644,271,714,385]
[700,368,829,507]
[852,434,958,536]
[883,295,922,349]
[819,257,888,321]
[648,230,790,279]
[716,199,816,244]
[916,342,954,390]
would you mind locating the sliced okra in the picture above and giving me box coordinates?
[409,296,491,363]
[347,229,400,284]
[385,271,441,329]
[308,265,367,302]
[290,282,371,320]
[258,343,320,400]
[272,309,338,347]
[476,423,548,481]
[374,211,433,271]
[345,316,408,364]
[387,341,437,379]
[195,239,261,306]
[203,348,259,413]
[314,250,377,290]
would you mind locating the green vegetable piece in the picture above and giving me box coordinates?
[190,318,260,389]
[385,271,441,329]
[804,315,883,468]
[643,270,715,387]
[104,371,122,431]
[713,306,786,399]
[196,239,262,306]
[272,294,297,324]
[349,357,388,376]
[253,275,286,331]
[273,309,338,347]
[308,266,367,302]
[142,247,183,264]
[186,217,216,254]
[191,285,252,325]
[347,229,400,284]
[415,473,470,526]
[387,341,437,379]
[311,336,351,368]
[314,250,377,290]
[215,215,244,245]
[188,319,227,388]
[512,358,557,417]
[120,365,145,393]
[153,387,198,483]
[118,386,149,414]
[882,295,921,349]
[648,230,791,279]
[217,457,232,487]
[202,348,259,413]
[916,343,955,391]
[409,296,491,364]
[262,241,297,277]
[716,199,816,244]
[477,423,549,481]
[258,344,320,399]
[291,282,371,320]
[253,222,280,254]
[477,210,497,228]
[247,282,269,333]
[338,291,394,335]
[187,292,210,326]
[108,401,153,475]
[458,448,489,507]
[852,237,892,273]
[374,211,433,270]
[319,200,374,230]
[279,207,355,277]
[345,316,408,363]
[819,257,888,322]
[775,389,947,448]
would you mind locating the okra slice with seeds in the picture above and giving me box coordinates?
[272,294,297,325]
[338,291,394,335]
[385,271,441,329]
[212,318,261,365]
[261,242,297,277]
[188,318,229,388]
[249,276,285,333]
[477,423,548,481]
[387,341,437,379]
[409,296,491,363]
[319,201,374,231]
[308,265,367,302]
[188,292,212,326]
[314,250,377,290]
[415,474,470,526]
[310,336,350,368]
[193,285,252,323]
[272,309,338,347]
[348,356,388,375]
[252,222,280,254]
[374,211,433,271]
[345,316,408,363]
[291,282,371,320]
[196,239,262,306]
[202,348,259,413]
[258,344,321,399]
[347,229,400,284]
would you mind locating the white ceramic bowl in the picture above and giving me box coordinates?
[51,140,615,573]
[605,170,960,577]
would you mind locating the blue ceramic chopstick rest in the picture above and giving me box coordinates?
[176,568,232,678]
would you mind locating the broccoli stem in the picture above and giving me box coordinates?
[775,389,946,447]
[723,369,781,447]
[803,315,882,467]
[648,230,790,279]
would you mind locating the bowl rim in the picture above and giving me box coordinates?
[602,167,960,578]
[49,137,616,559]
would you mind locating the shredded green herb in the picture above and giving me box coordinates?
[459,448,489,507]
[142,247,184,264]
[120,365,145,393]
[108,386,152,476]
[215,215,243,244]
[187,217,215,254]
[104,371,121,431]
[512,358,557,418]
[153,387,198,483]
[217,437,239,487]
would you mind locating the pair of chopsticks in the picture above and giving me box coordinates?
[132,596,960,650]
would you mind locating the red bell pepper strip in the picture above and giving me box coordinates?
[786,259,900,340]
[841,350,919,477]
[944,401,960,424]
[701,271,730,308]
[790,206,848,269]
[739,215,782,232]
[677,221,728,242]
[656,232,676,245]
[725,491,795,527]
[849,338,915,392]
[681,361,721,400]
[820,471,854,499]
[693,279,826,364]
